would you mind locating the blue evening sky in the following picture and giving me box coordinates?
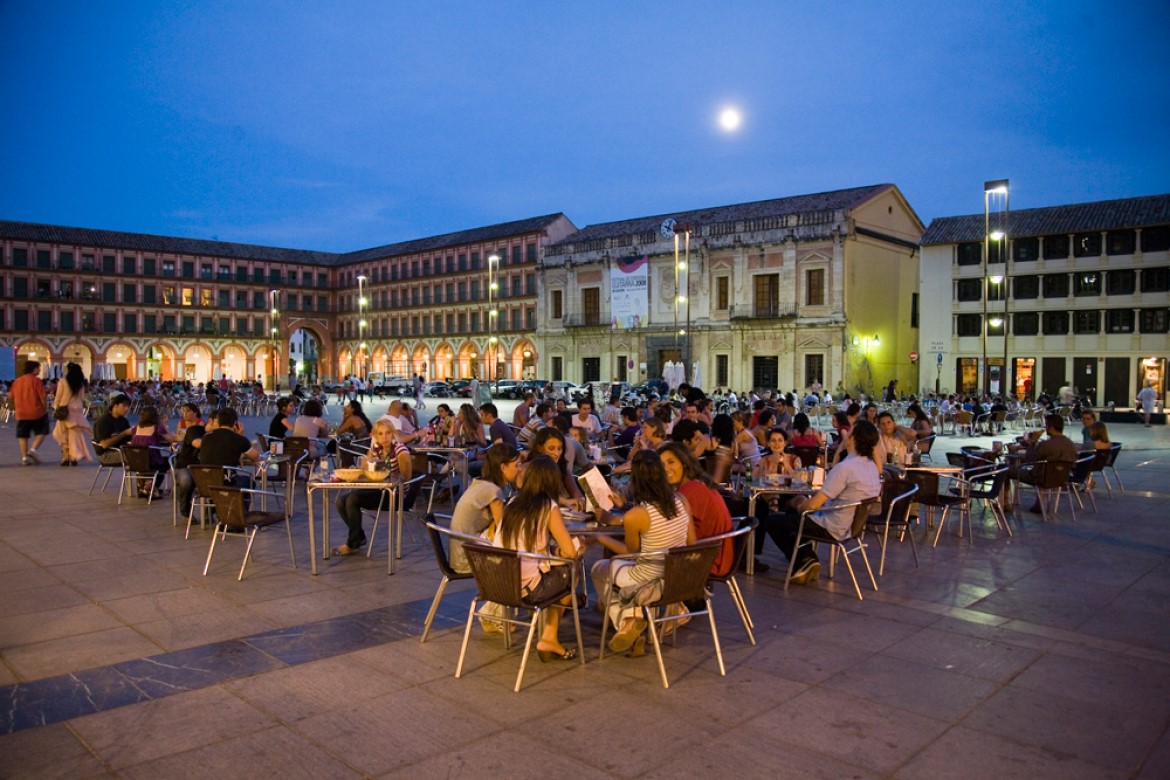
[1,1,1167,252]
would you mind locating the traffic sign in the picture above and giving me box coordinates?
[909,351,919,362]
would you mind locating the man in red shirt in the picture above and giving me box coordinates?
[11,361,48,465]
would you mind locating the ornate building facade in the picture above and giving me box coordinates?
[537,185,923,396]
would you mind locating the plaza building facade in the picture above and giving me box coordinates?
[0,214,576,386]
[536,184,924,396]
[919,192,1170,408]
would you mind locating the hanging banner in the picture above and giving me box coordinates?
[610,255,648,329]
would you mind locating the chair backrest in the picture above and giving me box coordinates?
[1089,448,1110,473]
[790,446,821,468]
[706,517,756,582]
[121,445,152,473]
[189,464,234,496]
[204,485,247,528]
[256,433,269,453]
[956,410,973,424]
[653,541,721,607]
[463,542,527,609]
[916,434,936,455]
[849,497,882,538]
[967,467,1008,499]
[878,479,918,527]
[905,470,941,503]
[946,452,967,469]
[1069,454,1095,484]
[424,514,475,580]
[1107,442,1122,467]
[1037,460,1073,489]
[337,446,364,468]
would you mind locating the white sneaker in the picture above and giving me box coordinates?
[21,456,32,466]
[26,450,39,464]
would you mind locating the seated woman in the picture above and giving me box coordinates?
[1085,420,1111,451]
[759,427,799,476]
[128,405,178,498]
[592,450,695,654]
[268,397,296,440]
[749,408,774,449]
[789,412,823,449]
[521,427,585,510]
[493,455,584,661]
[658,442,733,577]
[334,400,372,441]
[429,403,455,443]
[732,411,761,465]
[452,403,487,449]
[909,404,934,439]
[449,444,520,574]
[708,413,737,484]
[332,419,412,556]
[291,399,332,459]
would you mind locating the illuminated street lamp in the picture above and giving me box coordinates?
[672,223,693,370]
[269,289,280,391]
[487,253,500,383]
[983,179,1010,396]
[356,275,368,379]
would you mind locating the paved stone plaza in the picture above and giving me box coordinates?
[2,403,1169,778]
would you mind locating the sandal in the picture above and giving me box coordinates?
[536,644,577,662]
[331,544,361,556]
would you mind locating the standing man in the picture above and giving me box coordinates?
[12,361,48,465]
[1137,381,1158,427]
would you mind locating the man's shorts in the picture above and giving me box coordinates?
[16,415,49,439]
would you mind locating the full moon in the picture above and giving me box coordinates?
[718,107,742,132]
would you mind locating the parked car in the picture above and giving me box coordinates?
[550,381,587,403]
[492,379,523,398]
[510,379,548,399]
[449,379,474,397]
[423,381,451,397]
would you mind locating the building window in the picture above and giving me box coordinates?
[1013,275,1039,299]
[1043,234,1070,259]
[582,288,601,326]
[1043,273,1069,298]
[1013,237,1039,262]
[12,248,27,267]
[1105,309,1135,333]
[1141,267,1170,292]
[1139,308,1169,333]
[527,243,537,263]
[1074,232,1101,257]
[200,263,213,280]
[200,289,214,307]
[1142,226,1170,253]
[181,287,195,306]
[144,286,157,305]
[101,282,116,303]
[956,314,982,337]
[551,289,563,319]
[37,310,52,331]
[804,354,824,388]
[123,283,137,303]
[1106,269,1136,295]
[59,252,74,270]
[526,308,535,329]
[218,290,230,308]
[1072,310,1100,334]
[60,311,74,332]
[143,257,156,276]
[1074,272,1101,296]
[1042,311,1068,335]
[103,313,117,333]
[956,278,982,301]
[123,256,136,274]
[1014,311,1039,335]
[805,268,825,306]
[551,356,563,381]
[123,313,137,333]
[13,309,29,330]
[182,261,195,278]
[911,293,919,328]
[1107,230,1136,256]
[753,274,780,317]
[956,243,982,266]
[162,260,175,277]
[36,250,50,269]
[715,276,730,310]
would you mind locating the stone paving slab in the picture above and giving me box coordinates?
[1,408,1168,777]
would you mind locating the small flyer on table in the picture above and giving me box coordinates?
[577,467,615,512]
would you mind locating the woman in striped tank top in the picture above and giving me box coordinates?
[332,419,412,556]
[592,450,695,654]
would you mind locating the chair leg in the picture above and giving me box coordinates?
[838,548,864,601]
[284,520,297,570]
[706,598,726,677]
[878,523,891,576]
[931,507,952,548]
[420,577,450,643]
[203,525,223,575]
[569,590,585,667]
[238,528,260,581]
[513,610,541,693]
[455,598,478,679]
[1108,466,1124,493]
[856,541,878,591]
[646,605,671,689]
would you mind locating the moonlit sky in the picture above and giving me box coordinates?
[1,1,1168,252]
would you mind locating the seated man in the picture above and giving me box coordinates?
[761,420,881,584]
[1015,413,1078,512]
[480,402,517,449]
[92,395,134,466]
[177,408,260,518]
[611,407,641,462]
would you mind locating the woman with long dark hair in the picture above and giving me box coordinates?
[591,450,695,654]
[494,455,583,661]
[334,399,372,440]
[52,362,93,465]
[523,426,585,508]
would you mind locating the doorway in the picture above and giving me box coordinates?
[1072,357,1097,406]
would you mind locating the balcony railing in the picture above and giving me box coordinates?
[729,304,796,319]
[562,312,603,327]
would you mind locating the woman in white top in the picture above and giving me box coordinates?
[291,398,331,458]
[493,455,583,661]
[592,450,696,654]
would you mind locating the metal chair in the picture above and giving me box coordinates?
[933,466,1011,546]
[704,518,757,645]
[1102,442,1124,495]
[202,485,296,581]
[865,479,919,575]
[915,434,936,463]
[1067,453,1098,513]
[89,443,122,495]
[598,540,725,688]
[420,516,481,643]
[186,464,252,538]
[1020,460,1076,522]
[783,497,880,600]
[788,445,823,468]
[117,446,160,505]
[455,542,585,693]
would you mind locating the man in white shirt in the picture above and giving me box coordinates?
[573,398,602,437]
[378,400,419,444]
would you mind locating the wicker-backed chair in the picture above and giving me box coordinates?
[202,485,295,581]
[783,497,880,600]
[1020,459,1076,522]
[118,446,158,506]
[598,540,725,688]
[420,516,481,643]
[456,542,584,692]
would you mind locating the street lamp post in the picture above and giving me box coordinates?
[357,275,368,381]
[488,253,500,384]
[672,223,693,373]
[983,179,1010,397]
[269,289,280,391]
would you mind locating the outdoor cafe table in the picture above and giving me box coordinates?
[306,477,400,575]
[744,477,817,575]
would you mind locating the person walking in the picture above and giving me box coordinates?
[11,361,49,465]
[414,373,426,410]
[51,362,93,465]
[1137,381,1158,427]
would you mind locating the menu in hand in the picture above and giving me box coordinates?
[577,467,615,512]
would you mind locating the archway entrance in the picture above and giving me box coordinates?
[145,344,178,381]
[290,328,322,386]
[184,344,212,384]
